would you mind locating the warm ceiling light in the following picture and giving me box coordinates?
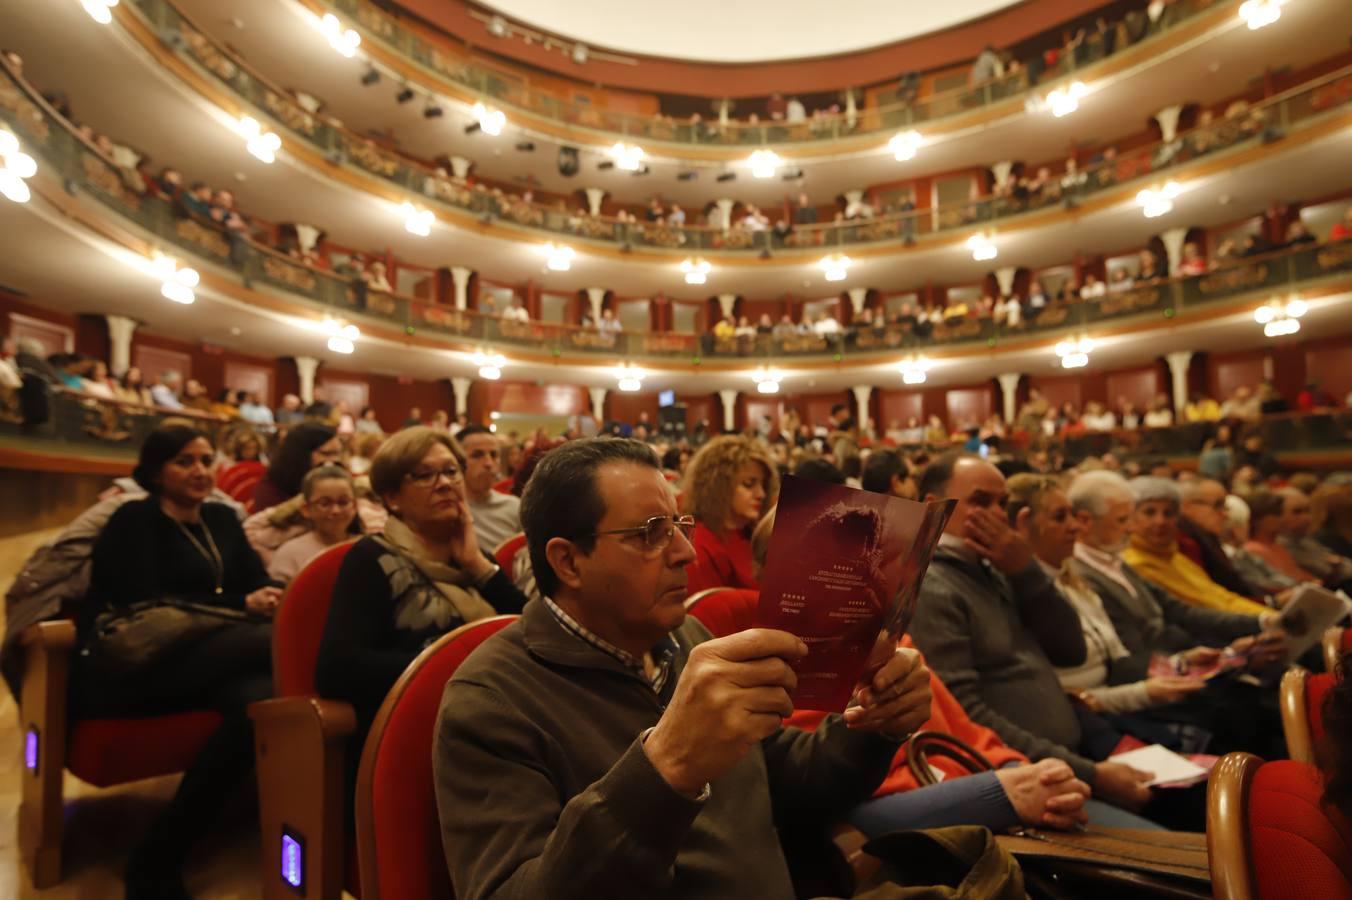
[473,350,506,380]
[898,356,931,385]
[322,317,359,354]
[615,363,644,393]
[679,257,711,285]
[1239,0,1282,29]
[748,149,781,179]
[1254,295,1306,337]
[1054,335,1095,369]
[966,233,997,262]
[320,13,361,57]
[819,253,851,282]
[401,202,434,236]
[81,0,118,24]
[1046,81,1088,118]
[751,367,783,394]
[150,252,199,304]
[1136,181,1181,218]
[0,129,35,204]
[238,116,281,164]
[888,130,923,161]
[472,102,506,136]
[607,142,645,172]
[540,243,575,272]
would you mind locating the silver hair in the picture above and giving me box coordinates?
[1177,477,1225,502]
[1223,494,1251,530]
[15,337,44,357]
[1129,476,1182,507]
[1067,470,1134,516]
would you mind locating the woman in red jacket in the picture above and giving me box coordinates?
[681,435,778,594]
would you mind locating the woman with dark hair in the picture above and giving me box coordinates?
[114,365,153,407]
[252,421,342,512]
[77,424,279,898]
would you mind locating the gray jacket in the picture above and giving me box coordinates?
[1072,556,1259,685]
[909,548,1095,782]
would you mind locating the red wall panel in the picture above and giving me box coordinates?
[1105,365,1160,410]
[606,391,661,426]
[946,386,994,429]
[1028,375,1082,412]
[878,390,924,429]
[1305,338,1352,403]
[1209,350,1269,401]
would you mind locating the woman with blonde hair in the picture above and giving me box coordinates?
[681,435,778,594]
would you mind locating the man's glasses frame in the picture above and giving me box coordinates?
[583,515,696,553]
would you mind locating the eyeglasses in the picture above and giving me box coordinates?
[584,515,696,554]
[309,497,354,512]
[405,465,462,487]
[1186,497,1227,511]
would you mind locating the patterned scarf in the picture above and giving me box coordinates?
[377,515,496,633]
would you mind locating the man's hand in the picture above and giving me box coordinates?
[843,646,931,736]
[995,760,1090,830]
[1093,761,1154,811]
[1230,631,1288,669]
[1145,675,1206,704]
[644,629,806,798]
[1181,646,1222,669]
[962,506,1034,574]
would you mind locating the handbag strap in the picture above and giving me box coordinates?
[905,730,997,786]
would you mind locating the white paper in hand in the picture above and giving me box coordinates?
[1111,744,1208,787]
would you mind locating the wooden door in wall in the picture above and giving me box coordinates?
[946,388,992,430]
[319,378,369,415]
[8,313,73,357]
[135,345,191,382]
[1105,367,1159,410]
[225,362,274,406]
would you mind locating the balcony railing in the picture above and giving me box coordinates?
[3,61,1351,366]
[105,1,1352,256]
[323,0,1222,146]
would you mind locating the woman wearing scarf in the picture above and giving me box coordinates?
[316,427,527,776]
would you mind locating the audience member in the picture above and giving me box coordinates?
[275,393,304,426]
[1243,490,1319,585]
[150,371,184,410]
[1176,478,1266,600]
[1275,486,1352,590]
[682,435,777,594]
[266,465,361,583]
[76,425,278,897]
[252,423,343,513]
[458,425,521,551]
[1311,484,1352,558]
[860,449,916,499]
[1142,394,1174,428]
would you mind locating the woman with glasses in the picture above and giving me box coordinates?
[681,435,779,595]
[251,422,344,513]
[266,465,362,583]
[316,427,527,792]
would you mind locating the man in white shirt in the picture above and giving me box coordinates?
[459,424,521,551]
[812,314,842,336]
[150,372,184,410]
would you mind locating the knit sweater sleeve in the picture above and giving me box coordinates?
[910,583,1099,785]
[1084,681,1153,715]
[434,681,705,900]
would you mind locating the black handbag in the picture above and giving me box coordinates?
[90,599,249,670]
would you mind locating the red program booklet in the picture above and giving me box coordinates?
[755,475,955,712]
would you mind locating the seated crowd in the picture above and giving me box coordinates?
[6,375,1352,897]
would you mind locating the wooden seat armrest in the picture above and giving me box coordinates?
[249,696,357,740]
[20,620,77,653]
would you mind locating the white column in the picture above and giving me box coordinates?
[584,187,606,216]
[451,376,471,417]
[1155,105,1183,143]
[851,385,873,436]
[717,99,731,128]
[844,88,858,129]
[843,189,865,213]
[715,198,735,232]
[717,293,738,320]
[997,373,1022,425]
[294,356,320,405]
[450,266,473,310]
[847,288,868,315]
[718,389,738,433]
[995,267,1017,298]
[105,315,137,377]
[586,288,607,323]
[1165,351,1193,415]
[589,387,607,423]
[449,155,472,179]
[1160,227,1189,276]
[990,161,1015,190]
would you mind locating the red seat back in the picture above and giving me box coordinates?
[493,532,527,573]
[355,616,517,900]
[1249,760,1352,900]
[219,460,266,493]
[686,587,758,638]
[228,475,264,505]
[67,712,223,788]
[273,540,358,697]
[491,477,513,496]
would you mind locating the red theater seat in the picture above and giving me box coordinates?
[218,460,266,494]
[491,477,513,495]
[1325,626,1352,672]
[685,586,758,637]
[355,615,517,900]
[492,532,526,573]
[249,540,359,900]
[17,620,223,888]
[1207,753,1352,900]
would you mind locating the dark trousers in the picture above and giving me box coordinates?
[73,622,273,864]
